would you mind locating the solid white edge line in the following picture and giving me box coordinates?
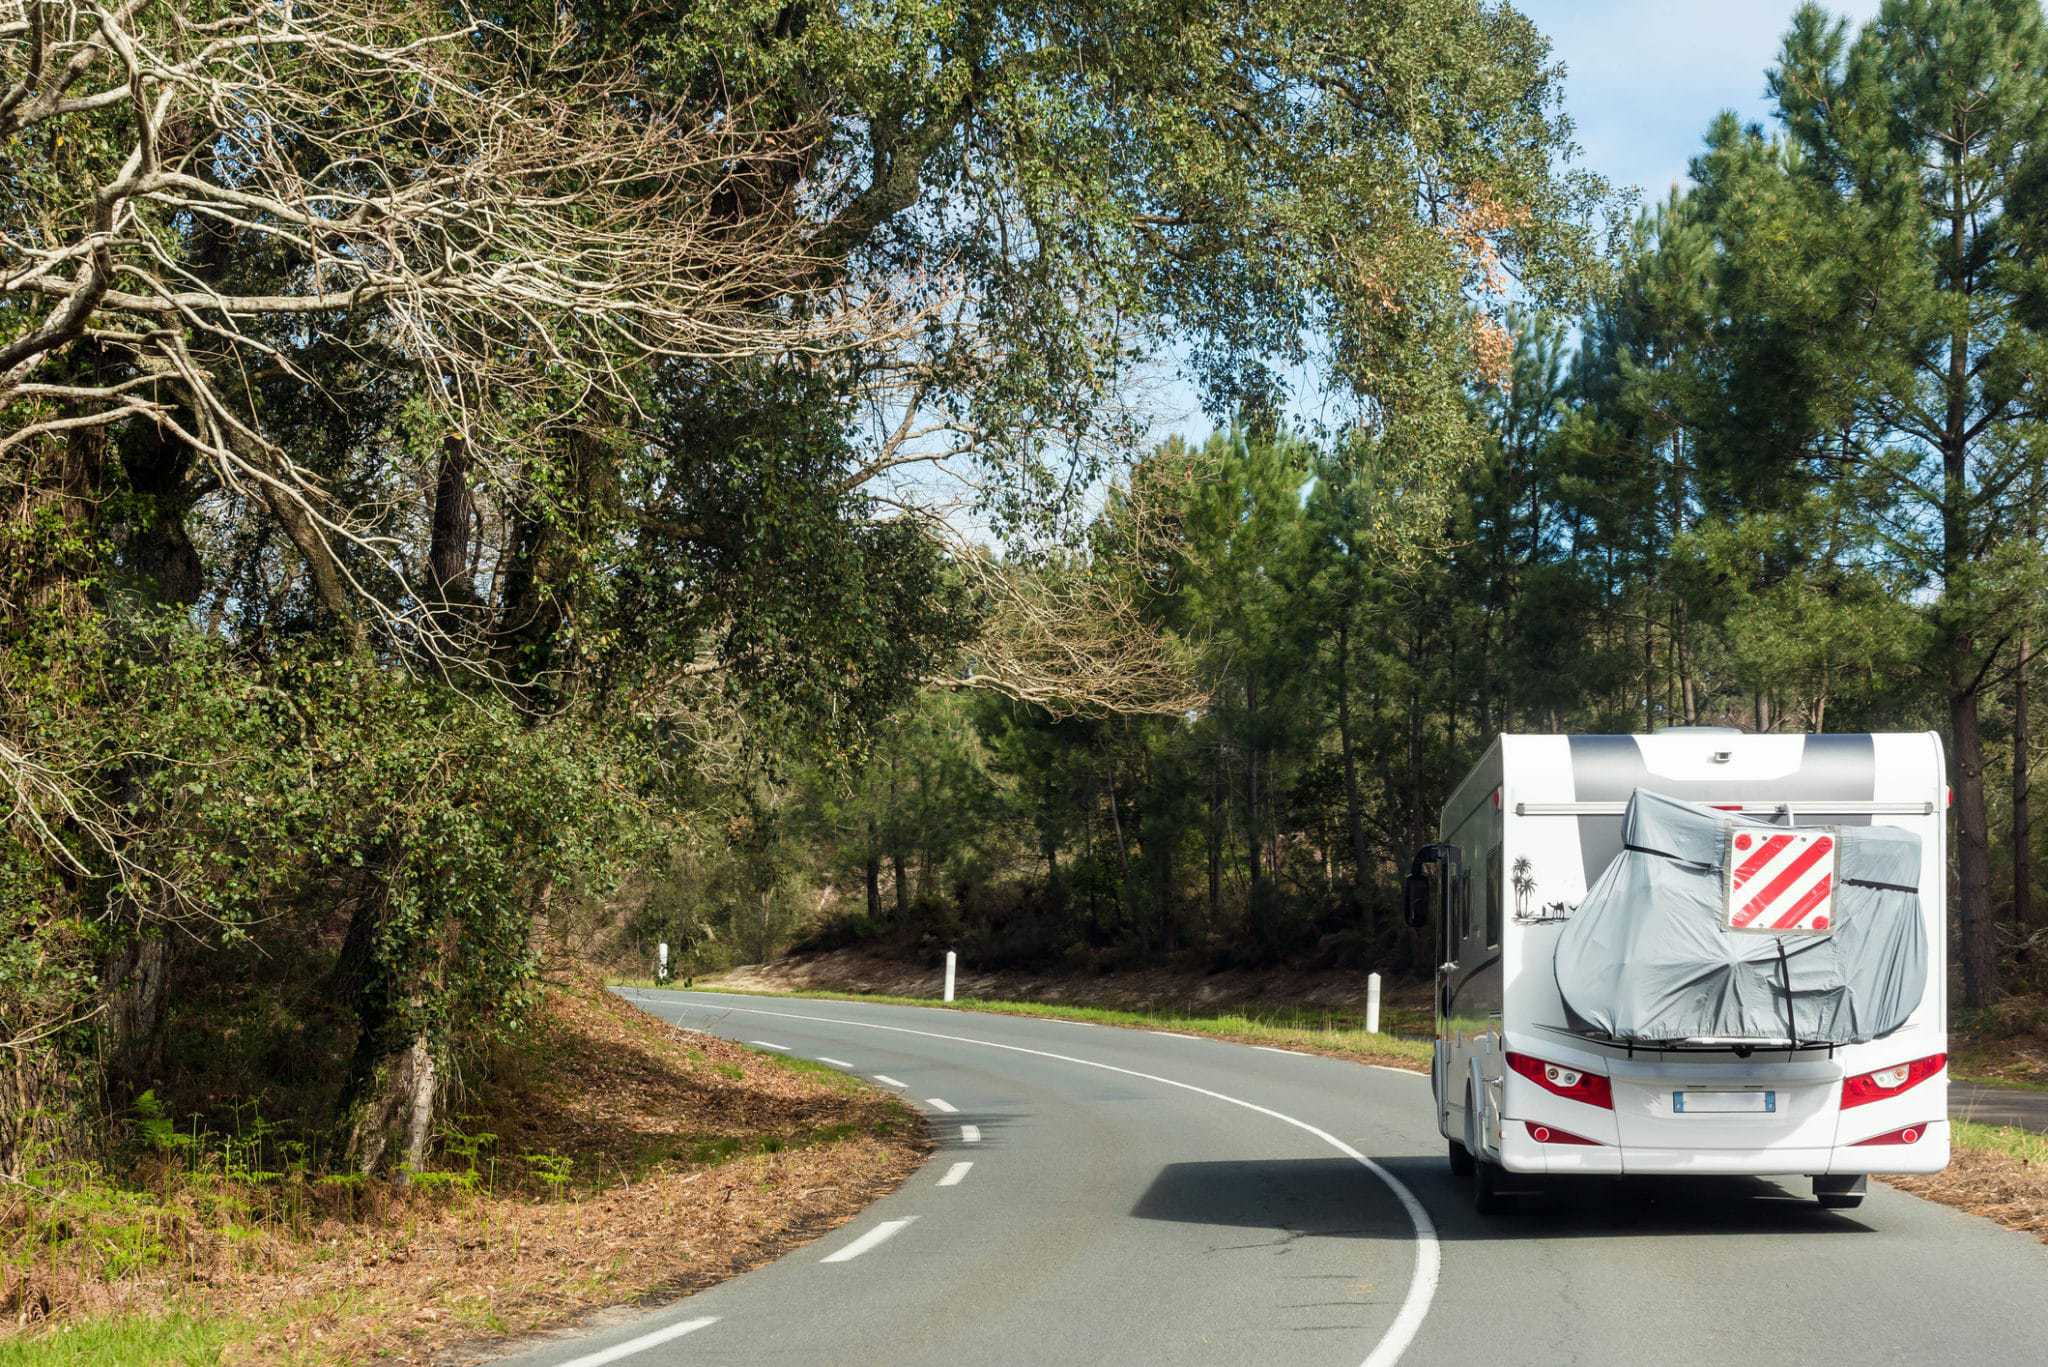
[937,1160,973,1187]
[960,1123,981,1143]
[1147,1030,1201,1039]
[816,1056,854,1068]
[925,1097,958,1113]
[820,1216,917,1263]
[748,1040,790,1051]
[554,1315,718,1367]
[1252,1045,1304,1055]
[871,1074,906,1088]
[655,996,1440,1367]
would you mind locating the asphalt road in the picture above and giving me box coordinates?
[1951,1081,2048,1133]
[493,989,2048,1367]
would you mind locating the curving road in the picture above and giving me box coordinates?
[493,989,2046,1367]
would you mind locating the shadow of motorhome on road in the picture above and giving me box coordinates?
[1131,1156,1877,1241]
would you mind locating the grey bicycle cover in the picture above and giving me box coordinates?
[1554,790,1926,1045]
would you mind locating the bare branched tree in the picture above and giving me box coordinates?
[1,0,906,643]
[946,549,1207,717]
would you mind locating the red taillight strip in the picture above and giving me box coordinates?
[1851,1121,1935,1146]
[1505,1051,1614,1109]
[1841,1053,1946,1109]
[1523,1120,1602,1146]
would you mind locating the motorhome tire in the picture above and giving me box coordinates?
[1448,1138,1475,1177]
[1814,1174,1866,1210]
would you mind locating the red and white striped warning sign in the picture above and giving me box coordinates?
[1726,829,1837,933]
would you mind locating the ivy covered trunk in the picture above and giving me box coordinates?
[343,1030,441,1180]
[331,884,445,1180]
[103,934,171,1102]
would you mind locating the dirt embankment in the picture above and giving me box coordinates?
[5,972,926,1364]
[706,948,1433,1027]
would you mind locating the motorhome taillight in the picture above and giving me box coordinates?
[1851,1121,1933,1146]
[1523,1120,1602,1145]
[1841,1053,1945,1109]
[1505,1051,1614,1109]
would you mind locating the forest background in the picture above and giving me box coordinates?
[5,0,2043,1197]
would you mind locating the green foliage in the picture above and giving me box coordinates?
[130,1093,193,1159]
[521,1152,574,1200]
[0,1312,230,1367]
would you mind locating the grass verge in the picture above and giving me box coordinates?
[615,978,1436,1072]
[2,973,925,1364]
[0,1314,233,1367]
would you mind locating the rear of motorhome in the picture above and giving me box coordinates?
[1405,730,1949,1212]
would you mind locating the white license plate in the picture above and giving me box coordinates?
[1672,1090,1775,1114]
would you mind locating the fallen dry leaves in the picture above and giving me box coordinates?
[1888,1143,2048,1244]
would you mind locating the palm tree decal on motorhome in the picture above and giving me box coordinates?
[1511,855,1574,923]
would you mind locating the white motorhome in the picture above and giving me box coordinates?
[1403,730,1950,1212]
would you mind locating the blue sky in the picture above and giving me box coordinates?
[1510,0,1885,204]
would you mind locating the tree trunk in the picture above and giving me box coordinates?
[2014,645,2031,938]
[344,1030,440,1179]
[103,934,170,1101]
[1337,615,1371,920]
[330,870,440,1179]
[426,434,478,633]
[1207,740,1222,923]
[1405,676,1425,856]
[118,426,203,608]
[2015,468,2037,942]
[1953,679,1999,1007]
[1942,126,1997,1009]
[864,816,882,920]
[889,750,909,917]
[1106,767,1132,896]
[1244,673,1262,893]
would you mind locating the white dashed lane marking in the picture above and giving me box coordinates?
[554,1315,717,1367]
[937,1161,973,1187]
[820,1217,917,1264]
[663,997,1440,1367]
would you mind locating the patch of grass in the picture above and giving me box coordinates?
[761,1052,867,1092]
[626,981,1434,1070]
[1950,1063,2048,1092]
[1952,1118,2048,1163]
[0,1311,231,1366]
[638,1120,876,1174]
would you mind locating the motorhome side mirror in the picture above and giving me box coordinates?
[1402,873,1431,929]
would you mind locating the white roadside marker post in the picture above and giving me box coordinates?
[657,941,669,985]
[1367,972,1382,1035]
[944,950,957,1003]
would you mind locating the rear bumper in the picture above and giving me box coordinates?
[1499,1120,1951,1176]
